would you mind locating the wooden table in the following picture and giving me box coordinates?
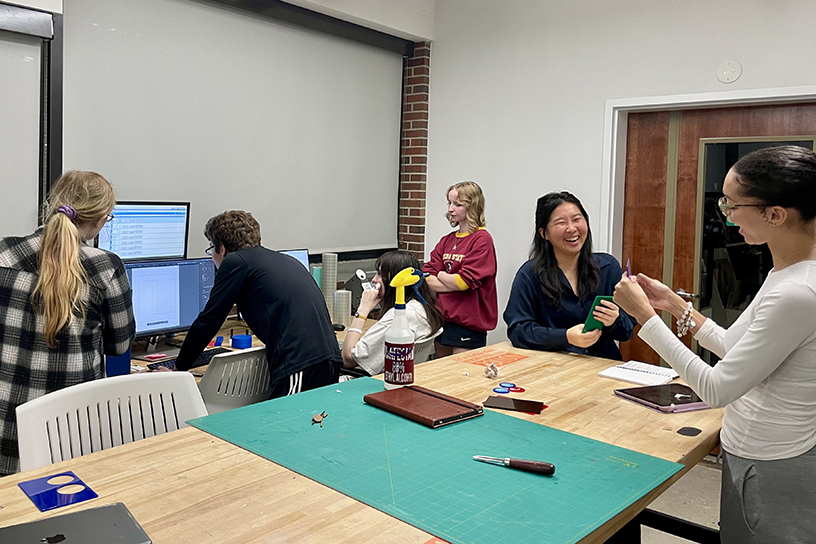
[0,342,723,543]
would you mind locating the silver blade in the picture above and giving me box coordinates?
[473,455,505,466]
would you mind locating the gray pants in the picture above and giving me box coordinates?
[721,444,816,544]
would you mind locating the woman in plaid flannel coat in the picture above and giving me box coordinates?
[0,171,135,475]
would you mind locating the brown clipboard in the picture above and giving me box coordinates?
[363,385,484,428]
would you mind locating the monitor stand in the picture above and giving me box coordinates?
[146,335,168,353]
[132,336,181,362]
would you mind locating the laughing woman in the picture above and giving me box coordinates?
[503,191,634,359]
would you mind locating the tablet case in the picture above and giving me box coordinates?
[614,383,710,413]
[364,385,484,428]
[0,502,151,543]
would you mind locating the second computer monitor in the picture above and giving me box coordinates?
[98,201,190,261]
[125,257,215,338]
[280,249,310,271]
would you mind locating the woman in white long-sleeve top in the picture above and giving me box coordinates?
[614,146,816,544]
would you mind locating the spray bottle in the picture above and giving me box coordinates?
[383,267,428,390]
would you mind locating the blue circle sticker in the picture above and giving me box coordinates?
[493,387,510,394]
[499,382,516,388]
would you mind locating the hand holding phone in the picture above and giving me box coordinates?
[593,298,620,328]
[582,295,615,332]
[566,324,601,348]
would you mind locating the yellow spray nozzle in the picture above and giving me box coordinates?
[389,267,423,306]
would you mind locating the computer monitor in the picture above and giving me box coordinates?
[125,257,215,338]
[280,248,310,271]
[98,201,190,261]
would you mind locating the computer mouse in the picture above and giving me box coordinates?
[332,323,345,331]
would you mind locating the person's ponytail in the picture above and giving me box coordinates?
[34,211,86,346]
[32,171,115,347]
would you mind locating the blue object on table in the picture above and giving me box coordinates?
[105,347,132,377]
[18,471,98,512]
[231,334,252,349]
[214,336,224,346]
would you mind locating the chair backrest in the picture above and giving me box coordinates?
[414,327,443,364]
[197,346,272,414]
[16,372,207,471]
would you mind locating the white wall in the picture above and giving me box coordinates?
[283,0,433,41]
[0,30,41,237]
[3,0,61,14]
[426,0,816,342]
[63,0,403,257]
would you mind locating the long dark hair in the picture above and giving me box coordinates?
[732,146,816,223]
[376,250,444,333]
[530,192,600,307]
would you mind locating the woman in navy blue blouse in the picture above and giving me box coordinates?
[503,192,634,360]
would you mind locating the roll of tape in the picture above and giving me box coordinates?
[321,253,338,321]
[231,334,252,349]
[334,289,352,328]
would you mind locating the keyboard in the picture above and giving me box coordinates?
[147,347,232,371]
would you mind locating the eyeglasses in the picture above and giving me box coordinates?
[105,213,115,223]
[205,244,215,256]
[717,196,764,217]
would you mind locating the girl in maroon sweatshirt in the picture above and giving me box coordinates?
[423,181,498,356]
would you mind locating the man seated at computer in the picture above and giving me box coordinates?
[163,210,341,397]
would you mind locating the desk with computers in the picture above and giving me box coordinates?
[100,201,315,370]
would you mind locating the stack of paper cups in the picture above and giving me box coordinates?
[321,252,338,322]
[333,290,352,328]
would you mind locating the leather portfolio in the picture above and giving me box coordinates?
[363,385,484,428]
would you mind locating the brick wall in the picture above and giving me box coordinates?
[398,41,431,261]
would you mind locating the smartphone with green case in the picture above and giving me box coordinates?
[582,295,614,332]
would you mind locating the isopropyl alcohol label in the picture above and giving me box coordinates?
[384,342,415,387]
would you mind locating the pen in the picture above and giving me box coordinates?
[473,455,555,476]
[625,258,631,278]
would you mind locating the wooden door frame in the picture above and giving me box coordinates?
[599,85,816,257]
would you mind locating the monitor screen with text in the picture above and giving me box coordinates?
[98,202,190,261]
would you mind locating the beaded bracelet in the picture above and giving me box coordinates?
[676,301,696,337]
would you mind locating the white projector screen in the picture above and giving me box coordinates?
[63,0,402,257]
[0,29,41,238]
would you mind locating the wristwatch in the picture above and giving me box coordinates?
[354,311,367,320]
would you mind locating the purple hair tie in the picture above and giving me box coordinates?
[57,205,77,222]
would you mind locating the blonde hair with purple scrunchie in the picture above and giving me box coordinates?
[57,205,77,222]
[34,171,115,346]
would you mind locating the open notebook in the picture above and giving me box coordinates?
[598,360,678,386]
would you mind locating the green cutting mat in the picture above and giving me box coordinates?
[189,378,682,544]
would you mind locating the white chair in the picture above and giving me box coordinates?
[414,327,443,364]
[197,346,272,414]
[16,372,207,471]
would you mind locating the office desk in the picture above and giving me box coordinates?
[0,343,723,543]
[130,318,375,377]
